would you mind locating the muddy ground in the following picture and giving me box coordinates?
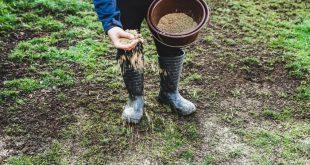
[0,0,309,164]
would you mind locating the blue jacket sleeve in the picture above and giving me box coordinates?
[93,0,122,33]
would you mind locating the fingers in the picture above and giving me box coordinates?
[114,39,139,51]
[124,39,139,50]
[118,30,135,40]
[107,27,141,51]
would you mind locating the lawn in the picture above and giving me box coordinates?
[0,0,309,164]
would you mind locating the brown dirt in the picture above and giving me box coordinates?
[0,30,45,84]
[1,25,305,163]
[0,30,82,161]
[184,23,306,163]
[157,13,198,34]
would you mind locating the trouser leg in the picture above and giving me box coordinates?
[117,0,148,98]
[117,0,150,123]
[154,37,196,115]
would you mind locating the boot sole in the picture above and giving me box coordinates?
[122,116,141,124]
[122,113,142,124]
[157,96,195,116]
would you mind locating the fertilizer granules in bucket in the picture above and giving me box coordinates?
[118,30,144,73]
[157,13,198,34]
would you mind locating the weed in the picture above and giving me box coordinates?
[224,38,237,46]
[56,92,67,101]
[184,73,203,83]
[241,57,261,67]
[189,88,203,101]
[203,35,215,44]
[231,88,242,98]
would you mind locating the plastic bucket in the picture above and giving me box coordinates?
[147,0,210,47]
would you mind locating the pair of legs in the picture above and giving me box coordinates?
[118,0,196,123]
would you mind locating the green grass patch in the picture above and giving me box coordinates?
[241,124,310,163]
[8,0,91,16]
[213,0,309,78]
[5,140,70,164]
[262,107,293,121]
[1,69,75,102]
[296,84,310,100]
[188,88,203,101]
[149,121,197,162]
[41,68,75,87]
[0,0,92,33]
[0,90,19,101]
[0,1,18,31]
[64,14,101,31]
[272,14,310,78]
[201,155,215,165]
[241,57,261,67]
[4,78,41,93]
[35,16,65,31]
[183,73,203,83]
[4,123,26,136]
[10,37,109,68]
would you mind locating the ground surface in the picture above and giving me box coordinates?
[0,0,309,164]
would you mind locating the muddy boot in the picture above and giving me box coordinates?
[158,53,196,115]
[121,60,144,124]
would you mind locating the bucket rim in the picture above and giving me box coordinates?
[147,0,210,38]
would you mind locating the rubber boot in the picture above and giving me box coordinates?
[120,59,144,124]
[158,53,196,115]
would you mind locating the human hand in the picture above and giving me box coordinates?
[107,27,140,51]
